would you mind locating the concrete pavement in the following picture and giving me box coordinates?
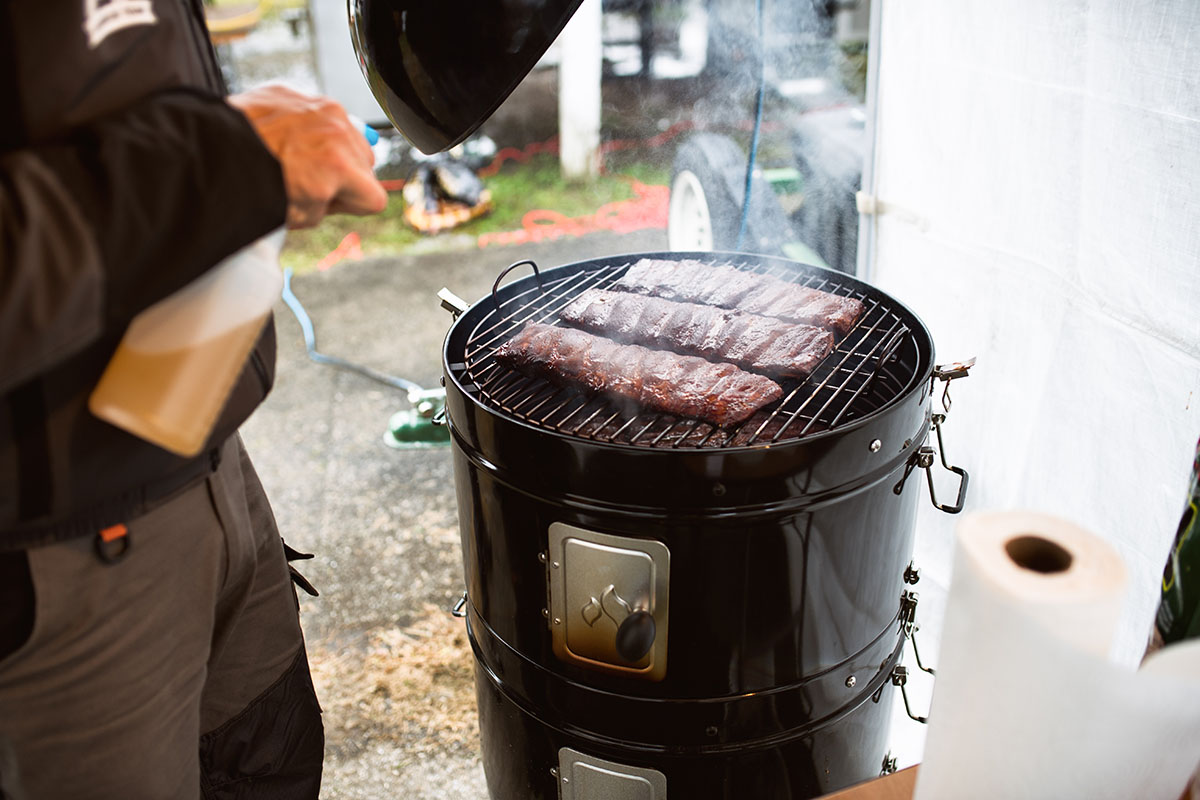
[240,229,666,798]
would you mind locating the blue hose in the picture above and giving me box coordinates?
[735,0,767,252]
[281,267,424,395]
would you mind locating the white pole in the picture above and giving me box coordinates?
[558,0,603,179]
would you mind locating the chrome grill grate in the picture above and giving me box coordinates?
[450,255,922,449]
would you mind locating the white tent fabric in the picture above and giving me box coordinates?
[863,0,1200,765]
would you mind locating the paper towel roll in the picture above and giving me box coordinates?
[913,511,1200,800]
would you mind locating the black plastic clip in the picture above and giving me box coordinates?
[283,541,319,597]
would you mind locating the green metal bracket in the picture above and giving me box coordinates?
[383,387,451,449]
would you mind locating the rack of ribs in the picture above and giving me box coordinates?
[558,288,834,379]
[492,323,783,428]
[611,258,865,335]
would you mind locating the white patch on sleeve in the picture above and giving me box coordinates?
[83,0,158,48]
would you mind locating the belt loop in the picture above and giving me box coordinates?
[94,524,131,564]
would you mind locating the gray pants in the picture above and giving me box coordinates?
[0,437,323,799]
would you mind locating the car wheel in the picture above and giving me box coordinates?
[667,132,791,255]
[668,166,717,251]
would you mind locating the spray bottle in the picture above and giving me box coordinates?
[89,229,286,457]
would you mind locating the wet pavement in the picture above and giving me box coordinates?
[240,230,666,798]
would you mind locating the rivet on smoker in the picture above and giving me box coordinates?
[551,560,560,569]
[538,552,547,563]
[553,617,562,625]
[542,608,549,618]
[712,482,726,496]
[845,676,857,688]
[869,439,882,452]
[705,726,719,737]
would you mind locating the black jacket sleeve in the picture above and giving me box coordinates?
[0,88,287,394]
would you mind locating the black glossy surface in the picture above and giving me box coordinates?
[348,0,583,153]
[451,439,923,698]
[471,607,905,799]
[466,601,904,750]
[442,253,938,798]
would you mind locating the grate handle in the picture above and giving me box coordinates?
[867,325,908,387]
[492,260,544,313]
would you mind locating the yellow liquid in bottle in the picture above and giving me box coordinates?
[89,316,268,457]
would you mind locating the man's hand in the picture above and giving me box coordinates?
[228,84,388,229]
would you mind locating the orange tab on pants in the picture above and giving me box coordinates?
[99,524,128,543]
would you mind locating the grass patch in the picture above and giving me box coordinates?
[206,0,304,10]
[281,155,670,273]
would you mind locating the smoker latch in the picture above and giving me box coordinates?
[891,587,934,725]
[891,666,928,724]
[899,590,935,676]
[894,413,969,514]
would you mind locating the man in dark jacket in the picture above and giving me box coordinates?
[0,1,387,797]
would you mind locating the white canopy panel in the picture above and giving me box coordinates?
[864,0,1200,760]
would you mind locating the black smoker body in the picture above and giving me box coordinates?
[442,253,942,799]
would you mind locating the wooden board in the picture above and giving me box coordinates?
[818,766,918,800]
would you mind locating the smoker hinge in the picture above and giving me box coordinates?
[438,288,470,319]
